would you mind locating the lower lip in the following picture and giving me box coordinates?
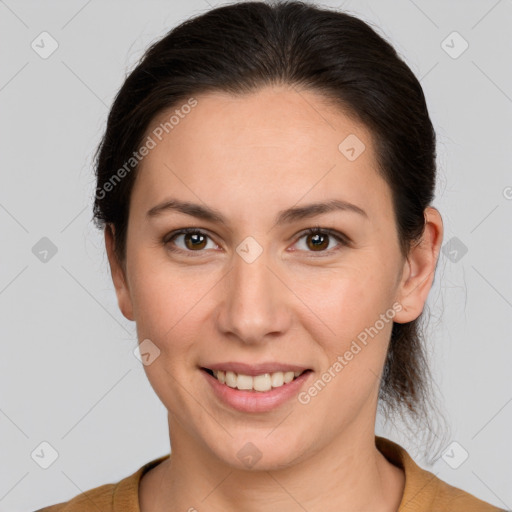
[202,369,312,413]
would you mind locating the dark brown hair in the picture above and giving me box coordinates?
[92,0,446,457]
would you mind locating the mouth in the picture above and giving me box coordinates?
[201,367,313,393]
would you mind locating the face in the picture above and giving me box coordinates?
[106,85,441,471]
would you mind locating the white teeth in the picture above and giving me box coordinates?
[212,369,306,392]
[225,371,237,388]
[283,371,295,383]
[271,371,284,387]
[236,373,253,390]
[253,373,272,392]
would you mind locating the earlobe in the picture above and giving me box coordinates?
[393,207,443,324]
[104,224,135,321]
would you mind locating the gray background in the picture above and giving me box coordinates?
[1,0,511,510]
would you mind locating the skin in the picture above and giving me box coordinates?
[105,84,443,512]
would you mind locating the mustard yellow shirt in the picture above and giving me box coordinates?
[35,436,506,511]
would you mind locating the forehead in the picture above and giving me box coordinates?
[132,85,392,222]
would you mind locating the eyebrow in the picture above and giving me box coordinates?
[146,197,368,225]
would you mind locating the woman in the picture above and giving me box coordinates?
[36,1,505,511]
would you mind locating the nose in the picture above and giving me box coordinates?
[215,244,292,345]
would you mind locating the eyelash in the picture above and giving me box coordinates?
[162,225,349,257]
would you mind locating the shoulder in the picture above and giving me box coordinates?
[34,482,116,511]
[432,477,507,512]
[34,454,171,512]
[375,436,506,512]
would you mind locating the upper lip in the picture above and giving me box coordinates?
[201,362,311,376]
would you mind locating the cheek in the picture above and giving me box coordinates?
[297,261,396,399]
[128,251,216,360]
[298,276,393,427]
[300,261,394,341]
[128,246,184,321]
[129,262,204,406]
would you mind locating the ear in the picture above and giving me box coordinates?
[393,206,443,323]
[104,224,135,321]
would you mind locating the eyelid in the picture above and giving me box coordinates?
[163,228,220,256]
[292,226,350,255]
[299,226,350,244]
[163,226,350,256]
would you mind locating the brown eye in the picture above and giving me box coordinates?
[164,226,347,257]
[305,231,329,251]
[165,229,216,254]
[182,231,207,250]
[295,227,347,254]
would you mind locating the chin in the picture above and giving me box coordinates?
[207,430,310,471]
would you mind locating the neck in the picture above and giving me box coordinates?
[141,417,404,512]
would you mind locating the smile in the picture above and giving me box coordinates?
[203,368,309,392]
